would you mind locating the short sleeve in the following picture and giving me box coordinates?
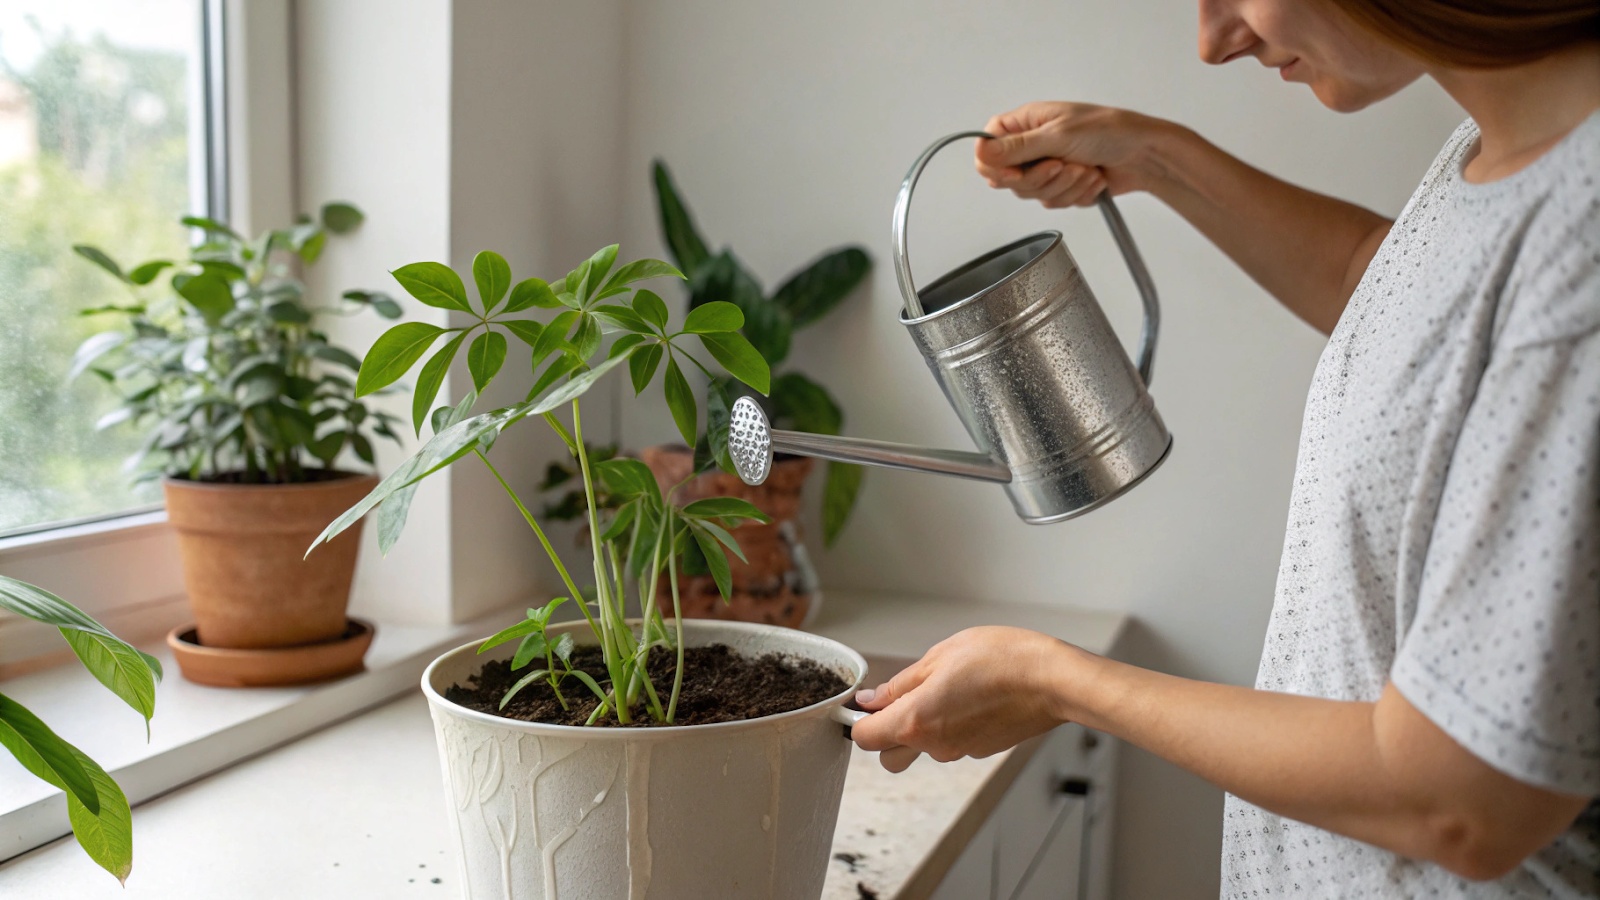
[1392,302,1600,795]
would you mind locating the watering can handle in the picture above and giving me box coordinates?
[891,131,1162,386]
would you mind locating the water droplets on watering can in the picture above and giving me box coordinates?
[728,131,1172,524]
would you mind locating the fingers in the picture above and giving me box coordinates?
[879,745,923,773]
[1024,164,1109,209]
[855,659,929,712]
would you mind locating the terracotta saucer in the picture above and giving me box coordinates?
[167,619,375,688]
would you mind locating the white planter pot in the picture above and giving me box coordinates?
[422,619,867,900]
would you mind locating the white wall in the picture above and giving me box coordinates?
[611,1,1465,896]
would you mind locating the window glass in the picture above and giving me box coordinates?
[0,0,206,533]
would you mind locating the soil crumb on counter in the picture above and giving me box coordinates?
[445,643,849,727]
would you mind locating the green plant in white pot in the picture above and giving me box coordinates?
[71,204,402,684]
[0,575,162,884]
[309,245,869,898]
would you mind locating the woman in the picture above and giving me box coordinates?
[850,0,1599,895]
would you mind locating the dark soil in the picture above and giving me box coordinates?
[445,643,849,727]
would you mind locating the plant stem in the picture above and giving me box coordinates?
[572,401,631,724]
[474,449,601,638]
[666,512,686,723]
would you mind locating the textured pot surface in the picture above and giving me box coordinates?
[163,472,377,649]
[424,619,866,900]
[641,446,817,627]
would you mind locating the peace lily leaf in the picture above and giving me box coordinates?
[472,250,512,314]
[772,246,872,329]
[127,260,173,285]
[823,461,863,546]
[632,289,669,332]
[356,322,447,397]
[392,262,473,313]
[73,245,126,282]
[651,160,711,276]
[663,357,697,446]
[0,694,99,814]
[320,202,365,235]
[0,575,164,697]
[681,497,771,523]
[682,301,743,334]
[467,329,508,392]
[62,631,158,736]
[697,331,770,395]
[69,332,126,381]
[504,277,560,312]
[412,332,466,434]
[65,746,133,884]
[629,343,663,395]
[501,319,544,349]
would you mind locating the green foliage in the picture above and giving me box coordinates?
[310,246,772,725]
[71,203,405,483]
[651,160,872,545]
[0,574,161,883]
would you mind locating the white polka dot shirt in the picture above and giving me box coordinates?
[1222,114,1600,898]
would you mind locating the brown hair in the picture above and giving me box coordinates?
[1331,0,1600,68]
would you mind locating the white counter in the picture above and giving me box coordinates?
[0,592,1125,899]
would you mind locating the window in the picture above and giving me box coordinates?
[0,0,220,536]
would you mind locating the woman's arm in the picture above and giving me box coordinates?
[850,626,1590,881]
[974,102,1391,335]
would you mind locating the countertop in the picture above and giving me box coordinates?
[0,591,1125,899]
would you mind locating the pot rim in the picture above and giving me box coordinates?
[422,618,867,740]
[160,470,380,492]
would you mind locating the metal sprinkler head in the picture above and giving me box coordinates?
[728,396,774,486]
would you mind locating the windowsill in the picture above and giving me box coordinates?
[0,607,521,863]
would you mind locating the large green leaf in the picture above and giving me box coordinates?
[472,250,512,314]
[771,247,872,329]
[66,745,134,884]
[770,371,841,434]
[652,160,710,276]
[663,356,697,446]
[0,575,163,708]
[375,482,418,555]
[594,458,661,503]
[504,277,560,312]
[392,262,473,313]
[682,301,743,334]
[412,332,467,434]
[600,258,683,296]
[690,252,791,365]
[62,631,158,736]
[356,322,448,397]
[698,331,770,395]
[823,461,863,546]
[467,329,507,392]
[633,290,670,333]
[0,693,99,814]
[174,271,235,323]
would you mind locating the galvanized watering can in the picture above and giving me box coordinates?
[728,131,1172,524]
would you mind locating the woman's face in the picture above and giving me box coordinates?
[1198,0,1425,111]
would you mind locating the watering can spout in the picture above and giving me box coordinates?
[729,131,1174,525]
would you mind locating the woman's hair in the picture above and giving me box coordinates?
[1331,0,1600,68]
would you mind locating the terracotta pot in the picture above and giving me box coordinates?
[162,472,378,649]
[641,445,819,628]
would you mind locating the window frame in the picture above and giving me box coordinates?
[0,0,296,670]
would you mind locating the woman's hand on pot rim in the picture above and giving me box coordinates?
[975,101,1177,207]
[849,626,1078,772]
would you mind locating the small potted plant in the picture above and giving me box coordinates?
[71,203,404,685]
[0,574,163,884]
[310,244,868,898]
[645,161,872,627]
